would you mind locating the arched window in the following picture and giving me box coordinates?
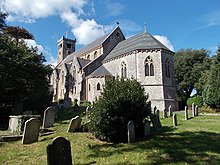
[94,51,97,59]
[97,83,100,90]
[61,71,65,83]
[121,61,127,78]
[145,56,154,76]
[165,59,170,78]
[87,54,90,60]
[88,83,91,91]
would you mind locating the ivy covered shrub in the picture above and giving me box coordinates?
[187,95,203,107]
[90,77,151,142]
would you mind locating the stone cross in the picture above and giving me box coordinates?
[47,136,72,165]
[67,116,82,132]
[168,105,172,117]
[143,119,151,137]
[127,121,135,143]
[22,118,40,144]
[42,107,56,128]
[173,114,177,126]
[195,105,199,116]
[185,106,188,120]
[192,103,195,117]
[163,109,167,118]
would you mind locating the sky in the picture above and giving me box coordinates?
[1,0,220,66]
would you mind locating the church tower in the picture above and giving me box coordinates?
[57,36,76,64]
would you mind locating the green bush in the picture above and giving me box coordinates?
[187,95,203,107]
[90,77,151,142]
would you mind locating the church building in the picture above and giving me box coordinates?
[50,26,178,111]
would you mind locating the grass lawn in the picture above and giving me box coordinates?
[0,109,220,165]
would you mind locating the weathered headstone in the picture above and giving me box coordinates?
[143,120,151,137]
[192,103,195,117]
[47,136,72,165]
[153,106,157,114]
[195,105,199,116]
[42,107,56,128]
[173,114,177,126]
[150,114,162,131]
[185,106,188,120]
[22,118,40,144]
[156,109,160,117]
[127,121,135,143]
[163,109,167,118]
[67,116,82,132]
[168,105,172,117]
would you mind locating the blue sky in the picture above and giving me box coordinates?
[1,0,220,66]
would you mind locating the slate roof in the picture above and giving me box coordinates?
[87,65,112,78]
[77,58,91,68]
[61,33,110,64]
[104,32,172,62]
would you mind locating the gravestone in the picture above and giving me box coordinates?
[67,116,82,132]
[22,118,40,144]
[195,105,199,116]
[150,114,162,131]
[185,106,188,120]
[173,114,177,126]
[47,136,72,165]
[42,107,56,128]
[192,103,195,117]
[163,109,167,118]
[168,105,172,117]
[153,106,157,114]
[127,121,135,143]
[156,109,160,117]
[143,120,151,137]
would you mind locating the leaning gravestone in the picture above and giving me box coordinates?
[150,114,162,131]
[47,136,72,165]
[127,121,135,143]
[185,106,188,120]
[43,107,56,128]
[22,118,40,144]
[67,116,82,132]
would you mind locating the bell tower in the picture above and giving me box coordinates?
[57,36,76,64]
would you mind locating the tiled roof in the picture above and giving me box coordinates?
[87,65,112,78]
[77,58,91,68]
[104,32,172,62]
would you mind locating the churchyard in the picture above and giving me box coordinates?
[0,106,220,165]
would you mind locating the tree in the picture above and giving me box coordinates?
[174,49,209,103]
[0,12,7,33]
[202,46,220,108]
[90,77,151,142]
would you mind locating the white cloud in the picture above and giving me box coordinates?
[153,35,174,51]
[24,39,57,67]
[106,2,126,16]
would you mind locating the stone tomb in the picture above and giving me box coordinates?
[67,116,82,132]
[42,107,56,128]
[22,118,40,144]
[47,136,72,165]
[127,121,135,143]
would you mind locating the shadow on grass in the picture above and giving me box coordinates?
[87,126,220,164]
[55,106,87,123]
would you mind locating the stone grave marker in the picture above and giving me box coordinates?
[47,136,72,165]
[67,116,82,132]
[143,119,151,137]
[168,105,172,117]
[192,103,195,117]
[42,107,56,129]
[185,106,188,120]
[153,106,157,114]
[127,121,135,143]
[195,105,199,116]
[156,109,160,117]
[150,114,162,131]
[163,109,167,118]
[173,114,177,126]
[22,118,40,144]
